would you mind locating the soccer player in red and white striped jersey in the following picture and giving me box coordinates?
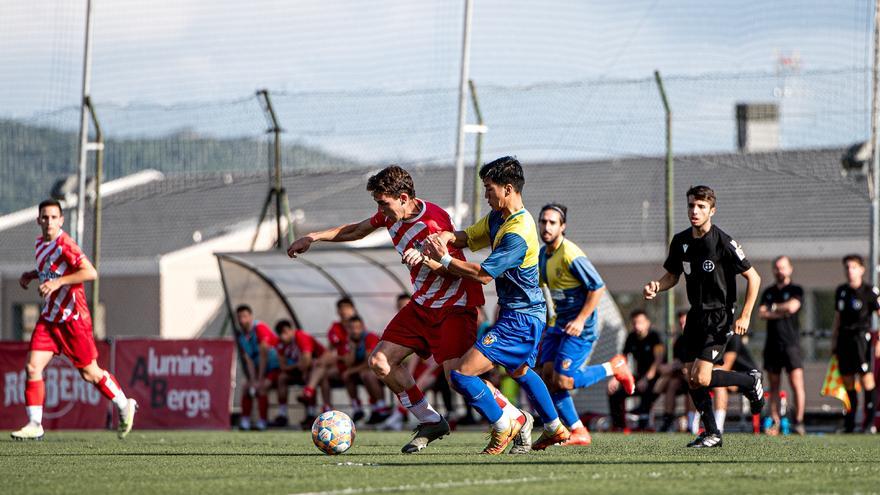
[11,199,136,441]
[287,165,484,453]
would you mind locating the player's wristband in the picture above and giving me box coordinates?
[440,253,453,268]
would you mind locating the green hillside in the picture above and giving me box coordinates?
[0,119,357,214]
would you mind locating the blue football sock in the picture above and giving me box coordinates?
[449,370,503,423]
[513,368,559,423]
[551,390,580,428]
[573,364,608,389]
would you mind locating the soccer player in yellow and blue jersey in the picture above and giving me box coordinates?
[422,156,570,454]
[536,203,635,447]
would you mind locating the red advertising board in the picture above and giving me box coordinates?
[113,339,235,430]
[0,341,112,430]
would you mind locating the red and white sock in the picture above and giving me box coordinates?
[493,387,523,422]
[396,385,441,423]
[25,379,44,425]
[96,371,128,410]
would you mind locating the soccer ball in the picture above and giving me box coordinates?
[311,410,355,455]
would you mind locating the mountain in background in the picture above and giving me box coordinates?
[0,119,358,214]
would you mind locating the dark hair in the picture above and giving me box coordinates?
[235,304,252,314]
[366,165,415,198]
[540,203,567,224]
[629,309,648,320]
[336,297,354,309]
[479,156,525,193]
[676,309,688,318]
[686,185,716,207]
[38,199,63,215]
[396,293,411,303]
[773,255,791,265]
[347,315,363,324]
[274,320,294,333]
[843,254,865,267]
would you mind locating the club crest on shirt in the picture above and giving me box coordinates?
[482,333,497,346]
[852,299,863,310]
[561,358,572,370]
[703,260,715,272]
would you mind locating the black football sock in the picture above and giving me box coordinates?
[708,369,754,389]
[688,387,719,435]
[845,389,859,432]
[864,388,876,430]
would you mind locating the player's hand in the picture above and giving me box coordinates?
[875,339,880,359]
[734,316,750,335]
[563,319,585,337]
[287,236,315,258]
[38,279,61,297]
[421,233,449,261]
[643,281,660,300]
[19,272,34,290]
[402,248,426,269]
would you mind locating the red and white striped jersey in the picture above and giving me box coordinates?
[370,199,484,309]
[34,230,90,323]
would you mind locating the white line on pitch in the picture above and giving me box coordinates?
[289,475,567,495]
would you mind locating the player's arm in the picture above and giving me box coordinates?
[287,218,378,258]
[421,232,494,285]
[643,271,680,300]
[257,342,270,381]
[734,267,761,335]
[39,258,97,298]
[563,287,605,337]
[297,352,314,374]
[564,256,606,337]
[19,270,38,289]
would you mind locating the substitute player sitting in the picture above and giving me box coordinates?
[535,203,634,446]
[12,199,136,441]
[643,185,764,448]
[235,305,281,431]
[287,165,485,453]
[275,320,328,428]
[422,156,570,454]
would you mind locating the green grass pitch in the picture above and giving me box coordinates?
[2,431,879,494]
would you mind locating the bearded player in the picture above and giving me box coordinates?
[287,165,485,453]
[535,203,635,446]
[12,199,136,440]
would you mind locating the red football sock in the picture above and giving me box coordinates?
[25,379,45,406]
[258,394,269,420]
[241,393,253,416]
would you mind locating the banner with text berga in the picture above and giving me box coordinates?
[0,339,235,430]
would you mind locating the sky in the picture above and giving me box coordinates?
[0,0,874,163]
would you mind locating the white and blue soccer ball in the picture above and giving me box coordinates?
[311,410,355,455]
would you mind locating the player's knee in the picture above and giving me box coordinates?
[368,351,390,378]
[25,361,44,379]
[690,373,710,388]
[554,374,574,391]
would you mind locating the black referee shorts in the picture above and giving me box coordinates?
[836,332,873,376]
[682,308,733,365]
[763,340,804,374]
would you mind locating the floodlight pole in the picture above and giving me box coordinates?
[253,89,293,251]
[866,0,880,331]
[468,79,486,225]
[452,0,474,227]
[74,0,95,245]
[655,70,675,362]
[84,97,105,328]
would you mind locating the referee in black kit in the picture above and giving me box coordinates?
[833,254,880,433]
[643,185,764,448]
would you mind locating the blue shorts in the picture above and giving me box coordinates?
[537,327,597,377]
[475,309,545,371]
